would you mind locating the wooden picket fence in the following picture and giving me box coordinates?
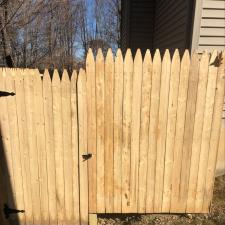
[0,49,224,225]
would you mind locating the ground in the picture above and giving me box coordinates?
[98,175,225,225]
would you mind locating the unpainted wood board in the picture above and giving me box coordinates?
[194,51,218,212]
[154,50,171,212]
[95,49,105,213]
[33,70,50,225]
[77,69,89,225]
[170,51,190,212]
[71,71,80,224]
[52,70,65,225]
[0,70,12,225]
[129,49,143,213]
[113,49,124,213]
[86,49,97,213]
[43,70,58,225]
[186,52,209,212]
[202,50,225,212]
[61,70,73,224]
[162,50,181,212]
[146,50,162,213]
[138,50,152,213]
[104,49,114,213]
[122,49,133,213]
[179,53,200,212]
[13,70,33,225]
[5,70,26,225]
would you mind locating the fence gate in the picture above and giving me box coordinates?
[0,49,224,225]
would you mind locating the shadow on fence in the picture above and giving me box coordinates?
[0,128,20,225]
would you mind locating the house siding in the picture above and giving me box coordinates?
[153,0,194,55]
[192,0,225,52]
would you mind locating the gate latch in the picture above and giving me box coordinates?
[4,204,25,219]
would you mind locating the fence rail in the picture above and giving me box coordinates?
[0,49,224,225]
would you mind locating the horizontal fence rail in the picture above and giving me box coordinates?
[0,49,224,225]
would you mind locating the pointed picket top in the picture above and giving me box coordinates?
[86,48,95,65]
[106,48,114,62]
[116,48,123,58]
[62,69,70,82]
[78,68,86,82]
[181,49,191,66]
[96,48,104,61]
[153,49,162,64]
[199,51,210,74]
[52,69,60,83]
[172,49,180,63]
[124,48,133,66]
[144,49,152,65]
[71,70,77,82]
[134,49,142,63]
[162,49,171,63]
[43,69,51,83]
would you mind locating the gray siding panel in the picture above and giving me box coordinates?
[194,0,225,52]
[153,0,194,54]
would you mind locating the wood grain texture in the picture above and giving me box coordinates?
[202,50,225,212]
[114,49,124,213]
[52,70,65,225]
[71,71,80,224]
[179,52,200,212]
[61,70,73,224]
[138,50,152,213]
[33,70,49,225]
[77,69,89,225]
[86,49,97,213]
[95,49,105,213]
[162,50,180,212]
[130,49,143,212]
[43,70,57,225]
[186,52,209,212]
[170,51,190,213]
[146,49,161,213]
[104,49,114,213]
[154,50,171,212]
[122,49,133,213]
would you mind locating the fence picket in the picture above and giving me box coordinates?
[52,70,65,225]
[113,49,124,213]
[71,71,80,224]
[202,50,225,212]
[61,70,73,224]
[104,49,114,213]
[154,50,171,212]
[179,52,200,212]
[146,50,161,213]
[122,49,133,213]
[170,50,190,212]
[186,52,209,212]
[24,69,41,225]
[96,49,105,213]
[162,50,180,212]
[33,70,50,225]
[77,69,89,225]
[86,49,97,213]
[130,49,143,212]
[138,50,152,213]
[43,70,57,225]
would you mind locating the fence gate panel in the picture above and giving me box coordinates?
[0,49,224,225]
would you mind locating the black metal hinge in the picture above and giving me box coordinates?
[3,204,25,219]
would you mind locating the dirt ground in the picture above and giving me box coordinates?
[98,175,225,225]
